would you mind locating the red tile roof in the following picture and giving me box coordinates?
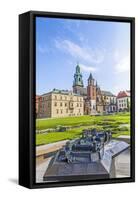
[117,91,130,98]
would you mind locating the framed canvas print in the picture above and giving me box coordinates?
[19,11,135,189]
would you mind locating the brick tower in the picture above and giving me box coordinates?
[87,73,97,114]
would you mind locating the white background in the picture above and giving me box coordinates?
[0,0,137,199]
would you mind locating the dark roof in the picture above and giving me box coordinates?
[101,90,116,97]
[88,73,94,80]
[42,89,83,97]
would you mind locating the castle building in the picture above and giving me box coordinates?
[38,89,84,118]
[86,73,97,114]
[73,64,117,115]
[36,64,118,118]
[73,64,87,96]
[117,91,130,112]
[101,91,117,113]
[96,83,105,113]
[36,95,42,117]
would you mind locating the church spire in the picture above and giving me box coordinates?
[88,73,93,80]
[73,63,83,88]
[88,73,94,86]
[76,63,81,74]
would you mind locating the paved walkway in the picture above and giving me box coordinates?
[36,140,68,157]
[117,135,130,139]
[116,135,130,143]
[115,149,130,177]
[36,157,52,183]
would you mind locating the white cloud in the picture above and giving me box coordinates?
[79,35,85,42]
[37,45,48,54]
[113,85,125,95]
[80,63,97,72]
[114,50,120,61]
[115,55,130,73]
[55,39,105,64]
[113,83,130,95]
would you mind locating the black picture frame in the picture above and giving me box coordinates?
[19,10,135,189]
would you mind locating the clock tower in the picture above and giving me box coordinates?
[73,64,84,95]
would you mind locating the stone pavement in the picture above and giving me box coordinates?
[115,148,130,178]
[36,140,69,157]
[36,157,52,183]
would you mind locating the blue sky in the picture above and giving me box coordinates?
[36,17,130,95]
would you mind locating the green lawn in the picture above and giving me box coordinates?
[36,113,130,146]
[36,113,130,130]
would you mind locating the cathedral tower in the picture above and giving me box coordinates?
[87,73,97,113]
[87,73,96,100]
[73,64,84,95]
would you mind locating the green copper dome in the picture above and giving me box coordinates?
[73,64,83,87]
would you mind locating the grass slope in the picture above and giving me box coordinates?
[36,113,130,146]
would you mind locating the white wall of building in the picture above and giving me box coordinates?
[117,97,130,111]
